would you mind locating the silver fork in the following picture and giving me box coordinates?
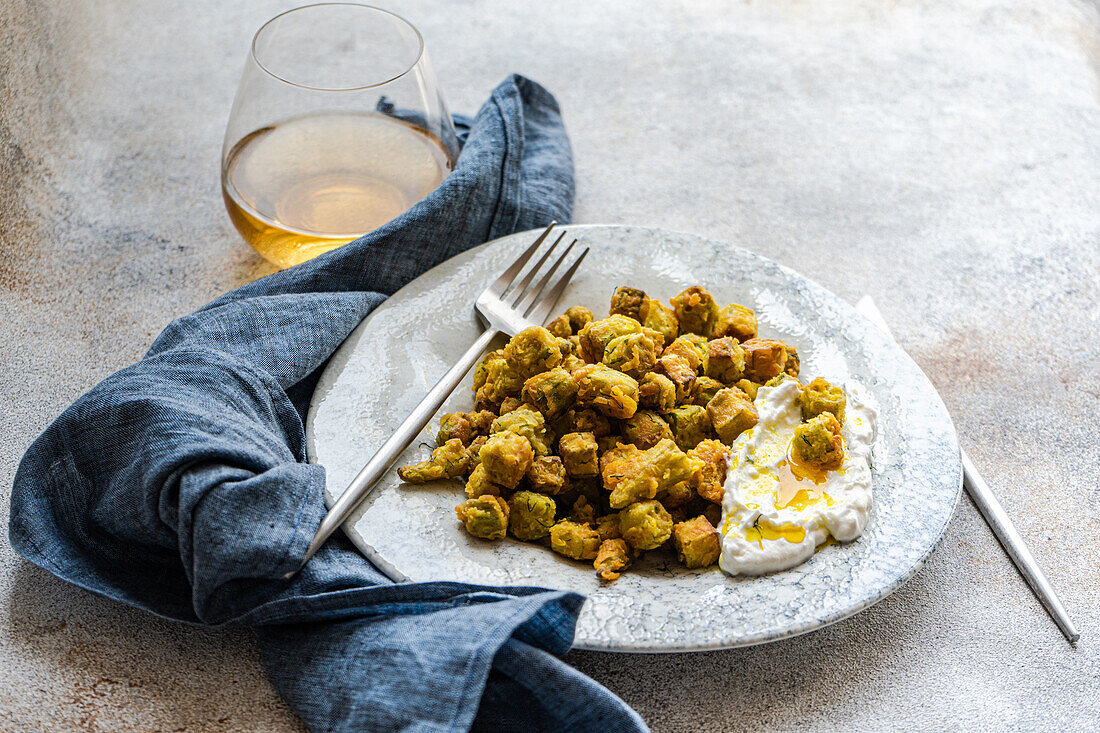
[290,222,589,575]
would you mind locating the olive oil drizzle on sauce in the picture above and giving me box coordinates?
[741,439,839,548]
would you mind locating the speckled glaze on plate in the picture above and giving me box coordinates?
[306,225,962,652]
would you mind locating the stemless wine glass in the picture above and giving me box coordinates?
[221,3,458,269]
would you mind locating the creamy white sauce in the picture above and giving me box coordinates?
[718,380,877,576]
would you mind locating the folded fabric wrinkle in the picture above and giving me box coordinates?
[8,75,647,733]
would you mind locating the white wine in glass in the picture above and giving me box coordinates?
[221,4,457,269]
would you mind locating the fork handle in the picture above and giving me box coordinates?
[291,327,501,576]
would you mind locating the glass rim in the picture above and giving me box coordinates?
[250,3,426,92]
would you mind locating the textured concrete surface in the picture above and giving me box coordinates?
[1,0,1097,730]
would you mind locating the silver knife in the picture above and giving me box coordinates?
[855,295,1079,644]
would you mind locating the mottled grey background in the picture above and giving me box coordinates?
[1,0,1097,731]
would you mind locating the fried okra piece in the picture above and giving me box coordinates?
[565,306,594,333]
[549,306,593,339]
[491,406,552,456]
[707,388,759,445]
[574,363,640,419]
[620,409,674,449]
[503,326,566,378]
[712,303,758,341]
[547,314,572,338]
[655,354,697,404]
[473,349,502,392]
[792,413,845,470]
[785,346,800,378]
[671,286,719,336]
[688,439,728,503]
[526,455,568,495]
[522,368,578,421]
[638,372,677,413]
[672,516,721,568]
[600,443,649,507]
[737,379,762,401]
[603,331,662,378]
[619,500,674,550]
[559,431,600,478]
[705,337,746,384]
[437,413,472,446]
[663,334,709,373]
[740,338,791,382]
[509,490,557,541]
[594,539,633,581]
[801,377,846,422]
[465,463,502,498]
[479,431,534,488]
[666,405,712,451]
[578,315,643,363]
[638,296,679,345]
[603,439,701,509]
[456,495,509,540]
[474,350,525,411]
[436,410,494,446]
[550,520,601,560]
[596,514,623,542]
[691,376,725,407]
[398,439,470,482]
[609,286,647,321]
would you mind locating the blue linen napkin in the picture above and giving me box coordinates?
[9,75,648,733]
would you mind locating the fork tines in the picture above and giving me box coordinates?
[496,222,589,326]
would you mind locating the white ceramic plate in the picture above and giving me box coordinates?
[306,225,961,652]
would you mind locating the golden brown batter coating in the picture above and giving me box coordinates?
[609,285,647,321]
[638,372,677,413]
[740,338,791,382]
[670,286,719,336]
[705,337,746,384]
[666,405,713,451]
[479,431,534,488]
[558,431,600,478]
[687,439,728,503]
[620,409,674,449]
[672,516,721,568]
[707,388,759,445]
[574,363,640,419]
[526,455,569,495]
[398,439,470,483]
[456,495,510,540]
[792,413,845,470]
[509,491,557,541]
[619,500,674,550]
[712,302,758,341]
[800,377,846,422]
[550,520,601,560]
[522,367,578,420]
[594,539,633,581]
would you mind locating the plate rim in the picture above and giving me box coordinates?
[306,223,964,653]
